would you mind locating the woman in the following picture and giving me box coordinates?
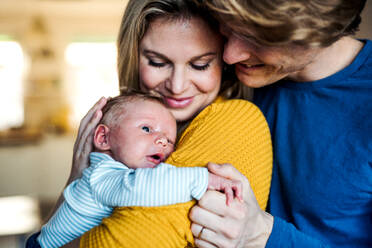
[27,0,272,247]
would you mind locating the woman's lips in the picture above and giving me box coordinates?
[164,96,193,108]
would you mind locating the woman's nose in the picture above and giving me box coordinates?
[165,66,188,94]
[155,136,168,147]
[223,35,251,65]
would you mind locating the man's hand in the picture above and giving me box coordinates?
[190,163,273,248]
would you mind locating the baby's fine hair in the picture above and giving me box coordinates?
[100,89,165,127]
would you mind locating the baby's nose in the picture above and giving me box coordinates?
[155,136,168,147]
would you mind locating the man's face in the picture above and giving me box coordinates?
[220,26,322,87]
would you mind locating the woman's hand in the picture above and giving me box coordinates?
[189,163,274,248]
[69,97,107,183]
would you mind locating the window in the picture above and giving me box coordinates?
[0,37,26,131]
[64,41,119,127]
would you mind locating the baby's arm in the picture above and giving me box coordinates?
[91,162,243,208]
[38,177,112,248]
[90,163,210,207]
[38,201,102,248]
[208,172,243,206]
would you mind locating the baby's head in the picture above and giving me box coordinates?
[93,92,177,169]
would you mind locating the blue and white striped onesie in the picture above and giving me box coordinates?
[38,152,208,248]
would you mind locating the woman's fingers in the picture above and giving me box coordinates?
[77,109,102,155]
[73,97,106,159]
[70,97,107,180]
[75,97,107,144]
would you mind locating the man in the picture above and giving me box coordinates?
[190,0,371,247]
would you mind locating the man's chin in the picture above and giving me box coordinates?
[237,74,279,88]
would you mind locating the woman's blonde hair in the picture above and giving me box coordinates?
[203,0,366,47]
[117,0,242,98]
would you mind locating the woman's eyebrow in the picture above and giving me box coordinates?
[190,52,218,61]
[143,49,217,61]
[142,49,169,61]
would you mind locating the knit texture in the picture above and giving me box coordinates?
[80,98,273,248]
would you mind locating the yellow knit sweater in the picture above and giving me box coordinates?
[80,99,272,248]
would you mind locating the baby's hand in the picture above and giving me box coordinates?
[207,172,243,206]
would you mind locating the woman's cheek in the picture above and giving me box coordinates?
[198,69,222,93]
[139,66,161,89]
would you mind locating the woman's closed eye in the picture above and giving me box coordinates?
[190,62,210,71]
[148,58,167,68]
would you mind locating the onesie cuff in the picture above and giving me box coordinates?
[191,168,209,200]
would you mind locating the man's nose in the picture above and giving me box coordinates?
[223,35,251,65]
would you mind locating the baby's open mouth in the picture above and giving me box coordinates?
[147,153,164,164]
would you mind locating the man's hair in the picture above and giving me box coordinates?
[100,89,164,127]
[203,0,366,47]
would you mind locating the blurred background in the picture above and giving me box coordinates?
[0,0,371,247]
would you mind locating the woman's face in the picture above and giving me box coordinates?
[139,17,223,122]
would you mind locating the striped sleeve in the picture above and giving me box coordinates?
[90,163,209,207]
[37,162,113,248]
[38,202,106,248]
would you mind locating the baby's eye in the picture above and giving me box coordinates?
[141,126,151,133]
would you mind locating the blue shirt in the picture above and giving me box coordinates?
[254,39,372,247]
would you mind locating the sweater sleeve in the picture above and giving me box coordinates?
[266,217,330,248]
[167,98,273,211]
[90,163,209,207]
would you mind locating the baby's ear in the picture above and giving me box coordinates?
[94,124,111,151]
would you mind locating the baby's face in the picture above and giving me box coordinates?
[109,99,177,169]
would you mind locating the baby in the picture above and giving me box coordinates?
[38,92,242,248]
